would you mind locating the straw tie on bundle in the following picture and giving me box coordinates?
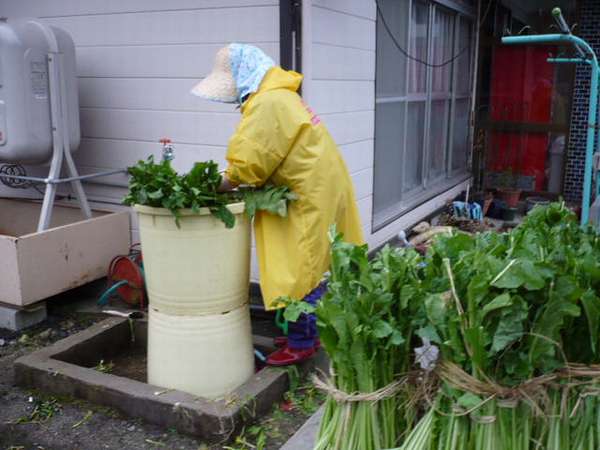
[437,361,556,399]
[436,361,600,420]
[312,372,407,404]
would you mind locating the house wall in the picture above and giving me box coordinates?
[564,0,599,203]
[307,0,377,240]
[0,0,470,283]
[0,0,280,279]
[0,1,280,147]
[306,0,469,250]
[0,1,279,209]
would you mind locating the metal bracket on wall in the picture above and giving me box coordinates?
[0,23,127,232]
[593,153,600,172]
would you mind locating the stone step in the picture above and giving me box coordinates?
[281,405,324,450]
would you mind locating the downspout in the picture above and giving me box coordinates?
[469,0,482,180]
[280,1,304,93]
[301,0,312,103]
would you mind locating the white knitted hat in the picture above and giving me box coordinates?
[191,45,237,103]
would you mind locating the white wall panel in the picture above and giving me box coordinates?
[351,168,373,201]
[312,1,376,20]
[339,140,374,174]
[357,196,373,228]
[45,7,278,46]
[75,43,278,78]
[310,80,374,114]
[1,1,278,18]
[80,108,239,146]
[312,6,375,50]
[78,78,238,113]
[312,44,375,81]
[322,111,374,146]
[73,139,227,174]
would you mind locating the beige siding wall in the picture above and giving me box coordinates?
[0,1,279,254]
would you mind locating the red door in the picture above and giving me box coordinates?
[488,45,554,191]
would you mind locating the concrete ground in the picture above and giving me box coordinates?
[0,283,324,450]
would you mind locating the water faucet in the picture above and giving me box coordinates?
[159,138,174,162]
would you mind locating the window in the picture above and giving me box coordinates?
[373,0,474,229]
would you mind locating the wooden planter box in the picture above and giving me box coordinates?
[0,199,130,307]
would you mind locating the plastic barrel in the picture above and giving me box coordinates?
[147,306,254,399]
[135,202,254,398]
[135,203,250,315]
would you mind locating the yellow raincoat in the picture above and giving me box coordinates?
[225,67,364,309]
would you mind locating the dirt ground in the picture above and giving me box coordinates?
[106,346,147,382]
[0,290,322,450]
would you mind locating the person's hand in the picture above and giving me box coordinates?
[218,174,236,192]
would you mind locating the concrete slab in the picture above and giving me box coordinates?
[0,302,47,331]
[14,317,327,443]
[281,405,325,450]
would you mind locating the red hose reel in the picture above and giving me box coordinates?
[98,244,146,308]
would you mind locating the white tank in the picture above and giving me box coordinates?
[134,202,255,399]
[0,18,80,164]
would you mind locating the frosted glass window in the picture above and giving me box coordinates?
[408,2,429,94]
[456,18,473,95]
[452,99,470,171]
[429,100,450,180]
[404,102,425,192]
[432,9,455,93]
[374,102,406,214]
[376,0,408,98]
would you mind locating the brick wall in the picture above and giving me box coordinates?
[564,0,600,201]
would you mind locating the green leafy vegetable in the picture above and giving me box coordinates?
[124,156,234,228]
[124,156,298,228]
[317,202,600,450]
[240,185,298,220]
[276,296,316,323]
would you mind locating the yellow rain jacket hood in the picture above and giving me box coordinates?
[226,66,364,309]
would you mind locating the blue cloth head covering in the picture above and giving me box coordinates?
[229,43,275,104]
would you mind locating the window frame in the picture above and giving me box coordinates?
[372,0,476,231]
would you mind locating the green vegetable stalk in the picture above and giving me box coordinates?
[314,229,424,450]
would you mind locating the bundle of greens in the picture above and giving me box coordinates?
[124,156,297,228]
[314,229,426,450]
[314,203,600,450]
[398,202,600,450]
